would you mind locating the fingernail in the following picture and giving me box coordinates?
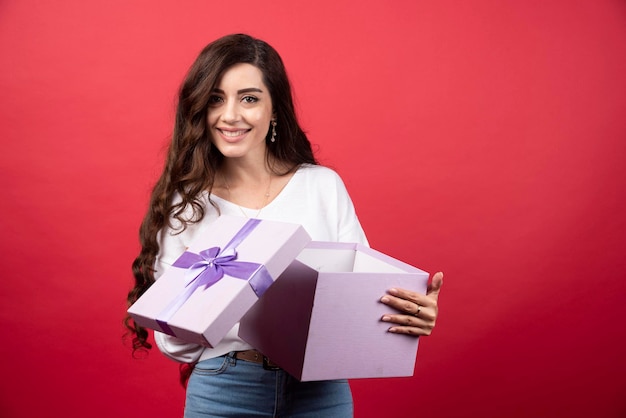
[388,288,398,295]
[381,316,391,322]
[388,327,397,333]
[381,297,390,303]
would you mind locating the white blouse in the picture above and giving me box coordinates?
[153,164,368,363]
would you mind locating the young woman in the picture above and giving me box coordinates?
[126,33,443,418]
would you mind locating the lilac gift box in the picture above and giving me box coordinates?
[127,215,311,347]
[238,241,429,381]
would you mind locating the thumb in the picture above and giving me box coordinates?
[426,272,444,301]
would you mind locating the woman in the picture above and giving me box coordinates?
[126,33,443,417]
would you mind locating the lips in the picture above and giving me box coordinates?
[217,128,250,141]
[220,129,248,137]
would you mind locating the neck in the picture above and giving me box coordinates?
[218,159,274,213]
[219,157,272,188]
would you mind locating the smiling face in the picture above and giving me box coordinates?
[207,63,274,163]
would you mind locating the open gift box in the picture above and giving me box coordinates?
[239,241,429,381]
[127,215,311,347]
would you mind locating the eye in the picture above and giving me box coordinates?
[242,95,258,104]
[208,95,223,106]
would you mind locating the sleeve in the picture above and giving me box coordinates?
[332,171,369,246]
[151,208,206,364]
[154,330,204,363]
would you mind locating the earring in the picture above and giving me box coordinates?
[271,120,277,142]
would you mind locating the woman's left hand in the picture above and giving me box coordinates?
[380,272,444,336]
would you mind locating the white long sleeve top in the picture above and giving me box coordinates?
[153,164,368,364]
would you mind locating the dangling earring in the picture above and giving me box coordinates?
[271,120,277,143]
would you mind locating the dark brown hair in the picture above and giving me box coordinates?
[125,34,317,354]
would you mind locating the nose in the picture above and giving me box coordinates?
[220,99,240,124]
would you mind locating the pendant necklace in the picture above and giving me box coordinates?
[222,173,272,219]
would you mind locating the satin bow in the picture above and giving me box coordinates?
[156,218,272,336]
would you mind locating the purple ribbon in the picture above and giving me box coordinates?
[156,218,273,336]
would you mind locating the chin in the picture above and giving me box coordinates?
[215,142,267,160]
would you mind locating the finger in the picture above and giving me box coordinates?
[426,272,444,301]
[381,302,436,321]
[381,294,426,315]
[383,313,435,337]
[382,313,431,326]
[387,325,434,337]
[386,287,423,305]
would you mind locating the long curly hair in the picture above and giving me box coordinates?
[125,34,317,355]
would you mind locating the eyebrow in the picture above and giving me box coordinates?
[212,88,264,94]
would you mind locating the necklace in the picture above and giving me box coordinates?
[222,173,272,218]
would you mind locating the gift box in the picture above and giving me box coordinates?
[238,241,429,381]
[127,215,311,347]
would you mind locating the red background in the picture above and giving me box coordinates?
[1,1,625,417]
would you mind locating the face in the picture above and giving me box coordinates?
[207,63,274,162]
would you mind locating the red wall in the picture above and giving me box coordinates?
[1,1,625,417]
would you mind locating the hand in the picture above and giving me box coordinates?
[380,272,443,336]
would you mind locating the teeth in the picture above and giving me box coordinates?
[221,130,246,137]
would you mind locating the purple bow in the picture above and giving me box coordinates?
[156,218,273,336]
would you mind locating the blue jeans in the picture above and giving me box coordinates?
[184,352,353,417]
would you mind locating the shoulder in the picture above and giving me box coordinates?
[295,164,345,185]
[292,164,352,202]
[163,190,214,235]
